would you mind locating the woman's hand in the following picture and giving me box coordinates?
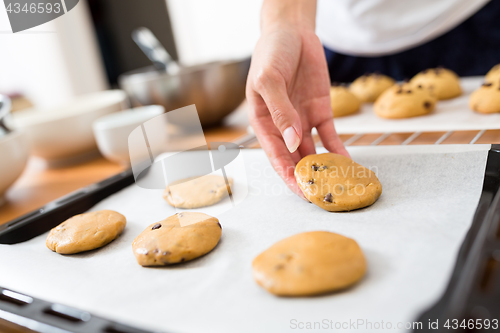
[246,1,349,198]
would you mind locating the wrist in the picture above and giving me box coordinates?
[261,0,317,33]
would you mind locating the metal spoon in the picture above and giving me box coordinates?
[0,95,12,136]
[132,27,180,74]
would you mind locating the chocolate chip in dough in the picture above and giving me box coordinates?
[424,101,432,109]
[307,179,315,185]
[312,165,319,171]
[152,223,162,230]
[483,82,492,87]
[324,193,333,203]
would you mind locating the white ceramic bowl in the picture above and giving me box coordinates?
[10,90,127,162]
[0,130,30,206]
[92,105,165,165]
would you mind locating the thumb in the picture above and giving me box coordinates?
[255,71,302,153]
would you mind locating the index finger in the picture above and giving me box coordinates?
[252,114,306,199]
[316,118,350,158]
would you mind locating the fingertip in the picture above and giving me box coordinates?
[283,126,301,153]
[281,169,307,200]
[338,146,351,159]
[288,180,308,201]
[316,120,349,157]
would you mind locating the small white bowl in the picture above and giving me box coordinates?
[92,105,165,165]
[10,90,127,163]
[0,130,30,206]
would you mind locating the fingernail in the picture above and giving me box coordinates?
[283,127,300,153]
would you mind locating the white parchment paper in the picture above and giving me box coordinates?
[0,145,491,333]
[331,77,500,134]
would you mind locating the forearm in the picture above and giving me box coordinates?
[261,0,317,32]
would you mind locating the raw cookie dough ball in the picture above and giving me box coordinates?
[330,84,361,117]
[485,64,500,81]
[295,153,382,212]
[374,83,436,119]
[46,210,126,254]
[252,231,367,296]
[410,67,462,100]
[163,174,233,209]
[349,73,395,103]
[132,212,222,266]
[469,81,500,114]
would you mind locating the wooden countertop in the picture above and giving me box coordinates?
[1,125,500,226]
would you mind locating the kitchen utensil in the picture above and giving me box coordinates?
[92,105,165,165]
[10,90,127,164]
[417,144,500,330]
[119,57,250,128]
[0,94,12,136]
[121,27,250,128]
[0,130,29,207]
[132,27,180,74]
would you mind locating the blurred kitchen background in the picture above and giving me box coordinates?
[0,0,263,223]
[0,0,261,110]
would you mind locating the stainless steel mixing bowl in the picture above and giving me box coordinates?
[118,57,251,128]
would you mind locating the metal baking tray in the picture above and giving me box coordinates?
[0,146,499,333]
[415,145,500,332]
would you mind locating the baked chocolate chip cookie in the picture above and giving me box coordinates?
[349,73,395,103]
[469,81,500,114]
[486,64,500,82]
[374,83,436,119]
[330,84,361,117]
[410,67,461,100]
